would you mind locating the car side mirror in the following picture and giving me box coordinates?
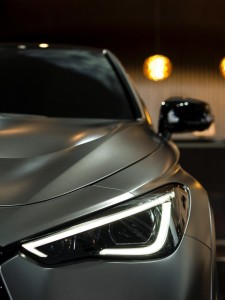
[158,97,214,140]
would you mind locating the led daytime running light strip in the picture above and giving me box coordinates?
[22,191,175,258]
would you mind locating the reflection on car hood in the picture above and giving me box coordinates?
[0,115,160,206]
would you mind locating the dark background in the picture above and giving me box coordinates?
[1,0,225,65]
[1,1,225,297]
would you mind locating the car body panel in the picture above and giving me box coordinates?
[0,141,211,251]
[0,141,176,246]
[1,235,211,300]
[0,118,160,206]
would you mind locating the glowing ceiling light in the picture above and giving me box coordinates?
[219,57,225,78]
[39,43,49,48]
[143,54,172,81]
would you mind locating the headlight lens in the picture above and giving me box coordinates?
[22,184,189,265]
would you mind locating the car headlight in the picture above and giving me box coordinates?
[22,184,189,265]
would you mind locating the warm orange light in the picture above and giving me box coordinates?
[143,55,172,81]
[219,57,225,77]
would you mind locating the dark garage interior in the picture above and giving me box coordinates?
[1,0,225,298]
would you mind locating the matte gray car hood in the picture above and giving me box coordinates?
[0,115,160,206]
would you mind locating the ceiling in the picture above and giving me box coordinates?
[1,0,225,65]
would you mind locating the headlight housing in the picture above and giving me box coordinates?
[22,184,189,265]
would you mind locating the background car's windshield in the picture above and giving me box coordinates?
[0,47,134,119]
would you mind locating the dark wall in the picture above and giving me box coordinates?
[177,142,225,239]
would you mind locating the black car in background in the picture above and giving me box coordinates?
[0,45,216,299]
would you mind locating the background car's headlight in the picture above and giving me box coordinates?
[22,184,189,265]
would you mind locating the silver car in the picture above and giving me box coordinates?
[0,45,216,300]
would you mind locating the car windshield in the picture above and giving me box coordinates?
[0,47,134,119]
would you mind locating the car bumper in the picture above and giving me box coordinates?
[1,234,213,300]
